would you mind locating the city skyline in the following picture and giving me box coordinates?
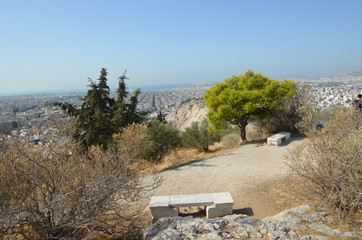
[1,0,362,95]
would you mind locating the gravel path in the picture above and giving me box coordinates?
[142,138,303,219]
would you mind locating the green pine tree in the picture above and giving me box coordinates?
[54,68,145,151]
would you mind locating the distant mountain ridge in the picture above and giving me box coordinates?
[338,71,362,77]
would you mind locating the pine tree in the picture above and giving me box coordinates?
[74,68,115,150]
[54,68,144,151]
[112,72,146,134]
[157,110,163,122]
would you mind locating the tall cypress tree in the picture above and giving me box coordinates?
[74,68,115,150]
[112,72,146,134]
[112,72,128,133]
[54,68,144,151]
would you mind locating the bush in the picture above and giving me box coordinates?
[114,123,151,162]
[288,109,362,217]
[260,84,315,135]
[142,118,181,163]
[221,133,240,148]
[0,120,161,239]
[182,121,220,152]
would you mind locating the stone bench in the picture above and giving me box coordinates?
[149,192,234,220]
[267,131,291,146]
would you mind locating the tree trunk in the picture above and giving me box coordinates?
[238,119,248,143]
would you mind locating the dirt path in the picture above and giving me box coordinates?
[141,138,304,219]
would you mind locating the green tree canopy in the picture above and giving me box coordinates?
[141,118,181,163]
[204,70,295,142]
[54,68,146,151]
[182,120,220,152]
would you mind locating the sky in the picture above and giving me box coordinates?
[1,0,362,95]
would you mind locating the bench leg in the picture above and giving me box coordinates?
[267,139,282,146]
[150,206,179,220]
[206,203,233,218]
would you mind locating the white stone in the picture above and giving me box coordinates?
[267,132,291,146]
[149,192,234,220]
[149,196,178,220]
[170,193,213,207]
[278,131,291,140]
[206,192,234,218]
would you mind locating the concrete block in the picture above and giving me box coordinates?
[279,131,291,140]
[207,203,234,218]
[267,132,291,146]
[206,192,234,218]
[149,196,178,220]
[267,135,283,146]
[149,192,234,220]
[212,192,234,204]
[170,194,213,208]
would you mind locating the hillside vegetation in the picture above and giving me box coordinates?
[1,69,361,239]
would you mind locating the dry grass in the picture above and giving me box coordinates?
[221,133,240,148]
[133,142,239,175]
[268,175,315,210]
[269,175,362,237]
[134,123,268,175]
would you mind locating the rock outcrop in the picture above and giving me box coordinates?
[165,100,208,130]
[143,205,359,240]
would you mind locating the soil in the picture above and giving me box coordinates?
[139,137,306,220]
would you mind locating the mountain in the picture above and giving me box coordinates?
[337,71,362,77]
[165,100,208,130]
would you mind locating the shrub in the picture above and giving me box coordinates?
[260,84,315,135]
[221,133,240,148]
[142,118,181,163]
[0,120,161,239]
[182,121,220,152]
[288,109,362,217]
[114,123,151,162]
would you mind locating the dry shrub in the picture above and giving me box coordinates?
[115,123,151,161]
[221,133,240,148]
[288,109,362,218]
[245,122,268,141]
[0,119,161,239]
[261,84,315,135]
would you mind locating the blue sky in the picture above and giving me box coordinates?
[1,0,361,95]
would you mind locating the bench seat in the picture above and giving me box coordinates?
[267,132,290,146]
[170,193,214,207]
[149,192,234,220]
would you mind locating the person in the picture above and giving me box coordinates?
[351,94,362,111]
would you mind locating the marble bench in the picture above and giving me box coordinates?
[267,131,291,146]
[149,192,234,220]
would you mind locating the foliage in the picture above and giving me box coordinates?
[0,125,10,135]
[0,120,161,239]
[259,84,315,135]
[288,109,362,217]
[54,68,146,151]
[204,70,295,142]
[114,123,151,162]
[182,121,220,152]
[142,118,181,163]
[157,110,165,122]
[220,133,240,148]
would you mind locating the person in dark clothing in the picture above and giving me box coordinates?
[351,94,362,111]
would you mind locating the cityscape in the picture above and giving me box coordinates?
[1,72,362,139]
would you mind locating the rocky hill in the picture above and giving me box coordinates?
[143,204,359,240]
[165,100,208,130]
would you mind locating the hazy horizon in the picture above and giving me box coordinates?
[2,70,362,97]
[1,1,362,95]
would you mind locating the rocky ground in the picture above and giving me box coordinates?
[138,136,361,239]
[141,138,303,220]
[165,100,209,130]
[143,204,359,240]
